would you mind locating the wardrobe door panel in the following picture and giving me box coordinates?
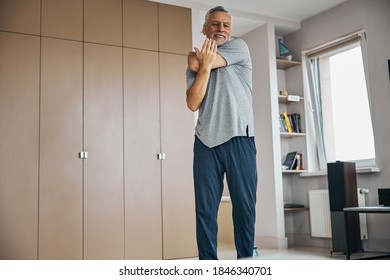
[159,53,197,259]
[0,0,40,35]
[123,0,158,51]
[158,4,192,55]
[39,38,83,259]
[41,0,83,41]
[0,32,40,259]
[84,0,122,46]
[124,48,162,259]
[83,43,124,259]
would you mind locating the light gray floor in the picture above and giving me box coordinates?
[183,242,390,260]
[217,243,338,260]
[210,242,388,260]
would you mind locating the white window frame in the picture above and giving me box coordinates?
[302,30,377,171]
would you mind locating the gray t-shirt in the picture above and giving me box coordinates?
[186,38,254,148]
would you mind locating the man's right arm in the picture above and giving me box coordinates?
[186,67,212,112]
[186,39,218,112]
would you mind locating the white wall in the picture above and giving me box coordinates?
[241,24,288,249]
[284,0,390,250]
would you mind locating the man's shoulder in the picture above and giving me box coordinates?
[219,38,250,56]
[218,38,251,66]
[222,38,247,48]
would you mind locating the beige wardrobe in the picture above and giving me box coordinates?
[0,0,196,260]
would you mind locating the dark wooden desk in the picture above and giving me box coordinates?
[343,206,390,259]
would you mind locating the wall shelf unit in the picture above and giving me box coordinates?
[282,169,307,174]
[277,53,309,246]
[278,95,304,103]
[280,132,306,138]
[284,207,309,212]
[276,58,302,70]
[276,59,302,70]
[278,59,306,172]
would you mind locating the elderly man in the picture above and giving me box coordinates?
[186,6,258,260]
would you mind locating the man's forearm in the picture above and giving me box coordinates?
[188,52,227,73]
[186,67,211,112]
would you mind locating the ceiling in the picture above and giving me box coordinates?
[183,0,348,22]
[153,0,348,36]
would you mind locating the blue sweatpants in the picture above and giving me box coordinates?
[193,136,257,260]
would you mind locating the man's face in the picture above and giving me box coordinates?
[202,11,232,46]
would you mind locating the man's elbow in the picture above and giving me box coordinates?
[188,63,199,73]
[186,96,199,112]
[187,101,199,112]
[187,52,199,73]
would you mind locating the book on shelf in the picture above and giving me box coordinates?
[282,112,292,133]
[282,151,304,171]
[279,112,301,133]
[295,152,303,170]
[282,151,297,170]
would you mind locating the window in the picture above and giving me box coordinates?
[305,31,376,170]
